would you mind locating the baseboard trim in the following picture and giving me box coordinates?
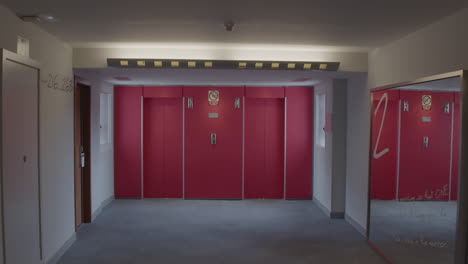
[345,213,367,238]
[46,233,76,264]
[92,195,114,221]
[330,211,345,219]
[313,197,345,219]
[313,196,331,217]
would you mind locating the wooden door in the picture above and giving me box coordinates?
[74,83,92,226]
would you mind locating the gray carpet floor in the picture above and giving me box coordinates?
[370,200,457,264]
[58,199,386,264]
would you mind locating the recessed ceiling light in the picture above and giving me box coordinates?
[20,14,58,23]
[188,61,196,68]
[319,64,328,70]
[154,61,163,67]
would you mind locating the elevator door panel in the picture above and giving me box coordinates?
[285,87,313,199]
[143,98,183,198]
[451,93,461,200]
[398,91,453,200]
[184,87,243,199]
[245,98,284,199]
[371,90,399,200]
[114,86,142,198]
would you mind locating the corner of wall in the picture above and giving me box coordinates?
[331,79,348,214]
[345,214,367,237]
[344,74,370,237]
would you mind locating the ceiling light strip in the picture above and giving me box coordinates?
[109,59,340,71]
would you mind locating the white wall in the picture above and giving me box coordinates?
[313,79,347,217]
[0,4,75,264]
[73,46,368,72]
[369,8,468,88]
[345,74,369,236]
[89,81,115,218]
[313,80,334,212]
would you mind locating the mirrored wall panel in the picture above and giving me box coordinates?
[369,77,462,264]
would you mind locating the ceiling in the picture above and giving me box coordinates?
[74,68,364,86]
[2,0,467,49]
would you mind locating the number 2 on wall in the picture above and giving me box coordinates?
[373,93,390,159]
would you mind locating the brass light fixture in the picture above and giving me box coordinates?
[188,61,196,68]
[108,59,340,71]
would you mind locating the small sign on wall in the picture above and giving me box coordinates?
[325,113,333,132]
[208,113,219,118]
[208,90,219,106]
[422,95,432,111]
[422,116,432,123]
[17,36,30,57]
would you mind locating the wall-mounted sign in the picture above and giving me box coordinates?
[422,116,432,122]
[208,90,219,106]
[422,95,432,111]
[208,113,219,118]
[17,36,30,57]
[325,113,333,132]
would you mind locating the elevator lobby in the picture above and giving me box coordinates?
[0,1,467,264]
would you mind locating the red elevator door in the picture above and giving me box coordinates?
[245,97,285,199]
[398,91,453,200]
[143,98,183,198]
[184,87,243,199]
[114,86,142,198]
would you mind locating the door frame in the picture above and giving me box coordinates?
[367,70,468,263]
[74,81,92,228]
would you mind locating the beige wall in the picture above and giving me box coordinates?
[369,8,468,88]
[0,4,74,263]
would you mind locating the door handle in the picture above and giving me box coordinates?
[81,152,86,168]
[423,137,429,149]
[187,97,193,109]
[234,97,240,109]
[211,133,217,145]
